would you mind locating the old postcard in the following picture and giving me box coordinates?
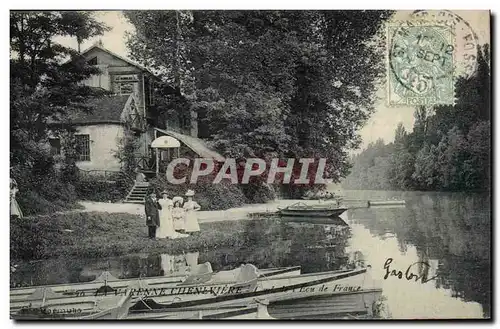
[9,10,491,320]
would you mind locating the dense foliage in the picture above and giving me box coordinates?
[149,172,275,211]
[125,10,393,196]
[10,11,109,213]
[343,45,491,191]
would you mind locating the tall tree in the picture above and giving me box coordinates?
[10,11,109,166]
[10,11,109,213]
[125,10,393,187]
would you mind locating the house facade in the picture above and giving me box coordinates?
[51,42,221,176]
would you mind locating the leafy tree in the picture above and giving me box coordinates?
[464,121,490,190]
[10,11,109,166]
[125,10,393,191]
[10,11,109,213]
[412,144,440,190]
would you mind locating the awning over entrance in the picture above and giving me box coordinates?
[151,135,181,148]
[154,128,225,162]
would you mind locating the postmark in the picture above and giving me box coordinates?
[388,24,454,106]
[386,10,479,107]
[410,10,480,78]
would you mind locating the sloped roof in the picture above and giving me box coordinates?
[68,95,130,124]
[155,128,225,161]
[79,44,154,75]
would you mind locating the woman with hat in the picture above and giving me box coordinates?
[172,196,185,232]
[157,190,188,239]
[183,189,201,233]
[10,167,23,219]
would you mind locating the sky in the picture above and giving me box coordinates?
[57,10,489,151]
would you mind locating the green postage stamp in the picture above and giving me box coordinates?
[387,23,455,106]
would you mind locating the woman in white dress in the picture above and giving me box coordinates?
[172,197,185,232]
[183,190,201,233]
[157,191,188,239]
[10,176,23,219]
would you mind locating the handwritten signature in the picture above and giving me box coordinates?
[383,258,438,283]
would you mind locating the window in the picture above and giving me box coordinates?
[119,82,135,95]
[113,74,139,95]
[48,138,61,156]
[75,134,91,161]
[87,57,98,65]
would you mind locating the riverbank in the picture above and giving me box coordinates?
[76,199,314,223]
[11,212,261,261]
[10,199,327,261]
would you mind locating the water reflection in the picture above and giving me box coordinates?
[11,219,353,285]
[10,192,490,319]
[345,191,490,319]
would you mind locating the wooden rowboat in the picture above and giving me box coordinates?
[11,289,134,320]
[10,264,300,302]
[125,267,382,317]
[126,298,274,320]
[10,264,300,312]
[278,202,347,218]
[11,266,381,320]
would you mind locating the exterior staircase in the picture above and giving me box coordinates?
[124,182,150,204]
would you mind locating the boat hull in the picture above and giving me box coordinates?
[280,215,348,226]
[267,290,383,319]
[10,265,300,304]
[279,207,347,218]
[125,268,382,315]
[11,267,381,319]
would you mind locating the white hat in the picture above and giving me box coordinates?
[172,196,184,204]
[185,189,195,197]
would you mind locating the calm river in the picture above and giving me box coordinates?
[11,191,491,319]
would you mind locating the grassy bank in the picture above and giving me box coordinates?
[11,212,249,261]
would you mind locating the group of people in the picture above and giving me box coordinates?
[145,189,201,240]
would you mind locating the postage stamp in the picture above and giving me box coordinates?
[386,10,480,107]
[387,24,455,106]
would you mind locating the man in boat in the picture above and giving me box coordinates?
[144,189,161,239]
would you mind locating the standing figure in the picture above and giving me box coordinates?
[144,190,161,239]
[172,197,185,232]
[10,172,23,219]
[134,167,147,183]
[158,191,188,239]
[183,190,201,233]
[157,191,174,239]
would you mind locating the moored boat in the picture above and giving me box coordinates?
[11,288,134,320]
[11,266,381,320]
[10,264,300,312]
[10,264,300,302]
[125,267,382,318]
[266,289,382,319]
[368,200,406,207]
[278,202,347,218]
[126,298,274,320]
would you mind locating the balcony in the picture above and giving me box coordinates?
[126,113,145,133]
